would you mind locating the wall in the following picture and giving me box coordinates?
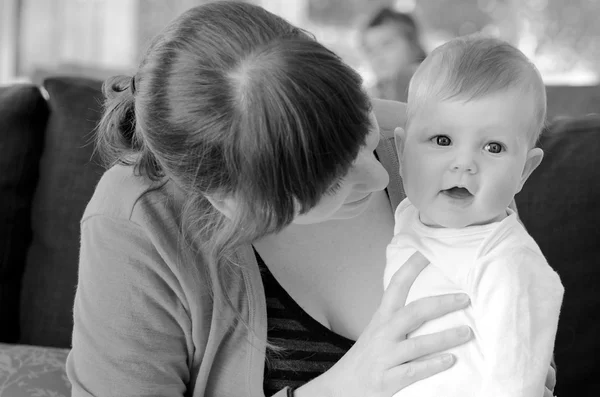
[19,0,139,80]
[0,0,19,84]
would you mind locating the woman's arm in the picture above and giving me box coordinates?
[371,98,407,138]
[67,215,193,396]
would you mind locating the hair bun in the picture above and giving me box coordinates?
[103,75,134,99]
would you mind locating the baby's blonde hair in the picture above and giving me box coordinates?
[407,34,546,147]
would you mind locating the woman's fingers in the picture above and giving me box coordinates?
[384,325,472,367]
[380,252,430,315]
[545,364,556,393]
[335,253,473,397]
[384,353,456,393]
[390,293,471,338]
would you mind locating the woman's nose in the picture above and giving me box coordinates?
[352,155,389,192]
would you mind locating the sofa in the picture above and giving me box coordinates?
[0,76,599,396]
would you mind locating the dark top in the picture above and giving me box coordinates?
[253,248,355,395]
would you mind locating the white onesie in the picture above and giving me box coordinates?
[385,199,564,397]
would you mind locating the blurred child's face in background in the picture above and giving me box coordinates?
[399,89,542,228]
[362,23,415,81]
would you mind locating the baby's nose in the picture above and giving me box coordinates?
[450,155,478,174]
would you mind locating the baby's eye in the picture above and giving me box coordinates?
[484,142,504,154]
[432,135,451,146]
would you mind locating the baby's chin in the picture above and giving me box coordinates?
[419,214,472,229]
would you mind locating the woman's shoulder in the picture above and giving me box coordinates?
[81,165,189,265]
[371,98,406,138]
[79,164,209,308]
[83,164,175,224]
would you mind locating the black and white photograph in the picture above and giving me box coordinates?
[0,1,598,396]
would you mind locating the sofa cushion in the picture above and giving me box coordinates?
[19,77,105,348]
[545,85,600,122]
[0,343,70,396]
[0,85,48,343]
[516,116,600,397]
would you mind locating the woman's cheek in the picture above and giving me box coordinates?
[376,163,390,190]
[363,156,390,191]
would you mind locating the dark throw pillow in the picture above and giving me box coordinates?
[546,85,600,121]
[19,77,105,348]
[516,116,600,396]
[0,84,48,343]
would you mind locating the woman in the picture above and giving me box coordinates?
[66,2,556,396]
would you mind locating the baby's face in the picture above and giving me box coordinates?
[400,89,542,228]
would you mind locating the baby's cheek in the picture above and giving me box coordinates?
[487,178,517,213]
[404,158,429,190]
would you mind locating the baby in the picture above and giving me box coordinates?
[384,35,565,397]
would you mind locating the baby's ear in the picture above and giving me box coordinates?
[517,147,544,193]
[393,127,406,158]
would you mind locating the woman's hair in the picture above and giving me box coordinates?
[362,7,426,63]
[96,1,371,338]
[407,34,547,146]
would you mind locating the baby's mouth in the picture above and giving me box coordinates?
[442,186,473,200]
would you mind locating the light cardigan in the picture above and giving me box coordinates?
[66,100,406,397]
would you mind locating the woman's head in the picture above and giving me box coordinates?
[98,1,380,245]
[293,111,388,224]
[360,8,426,81]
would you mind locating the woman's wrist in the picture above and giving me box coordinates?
[292,371,335,397]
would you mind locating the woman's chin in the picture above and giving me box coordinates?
[292,196,372,225]
[328,195,374,221]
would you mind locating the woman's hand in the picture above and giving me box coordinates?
[543,363,557,397]
[295,252,473,397]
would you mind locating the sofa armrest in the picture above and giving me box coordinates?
[0,343,70,396]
